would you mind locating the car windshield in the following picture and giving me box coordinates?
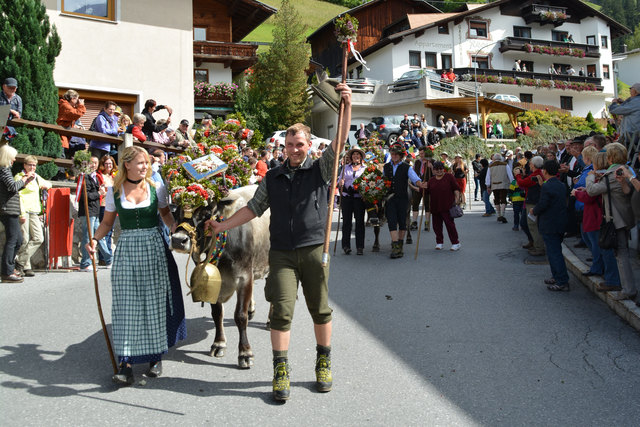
[399,70,422,80]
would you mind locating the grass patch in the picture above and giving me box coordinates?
[243,0,347,45]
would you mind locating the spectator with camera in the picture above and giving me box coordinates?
[141,99,173,141]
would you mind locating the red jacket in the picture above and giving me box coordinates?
[56,99,86,149]
[132,125,146,142]
[574,189,602,232]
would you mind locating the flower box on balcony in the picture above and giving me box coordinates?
[524,43,586,58]
[194,81,238,101]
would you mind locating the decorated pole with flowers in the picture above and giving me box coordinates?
[322,14,359,266]
[73,151,118,374]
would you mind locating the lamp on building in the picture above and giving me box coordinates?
[473,40,501,138]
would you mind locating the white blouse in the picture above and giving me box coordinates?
[105,182,169,212]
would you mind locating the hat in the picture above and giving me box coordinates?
[440,151,449,157]
[506,150,513,156]
[347,146,365,161]
[180,119,189,126]
[3,77,17,87]
[454,153,463,158]
[114,106,122,116]
[390,144,406,156]
[631,83,640,92]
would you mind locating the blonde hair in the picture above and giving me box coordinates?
[605,142,627,165]
[593,152,608,170]
[0,144,18,167]
[63,89,79,101]
[113,146,154,193]
[23,155,38,165]
[119,114,132,127]
[285,123,311,142]
[581,146,598,164]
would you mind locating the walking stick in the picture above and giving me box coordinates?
[83,174,118,374]
[322,47,350,266]
[414,160,430,259]
[333,185,342,255]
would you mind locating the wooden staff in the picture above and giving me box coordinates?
[83,174,117,373]
[414,159,431,259]
[322,45,349,266]
[333,166,346,255]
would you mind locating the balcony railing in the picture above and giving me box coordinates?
[194,93,234,107]
[193,41,258,60]
[453,68,603,92]
[523,4,569,27]
[500,37,600,58]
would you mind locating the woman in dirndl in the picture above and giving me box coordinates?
[87,146,186,385]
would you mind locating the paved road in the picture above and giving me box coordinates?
[1,202,639,426]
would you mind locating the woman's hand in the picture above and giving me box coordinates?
[85,238,97,258]
[19,216,26,224]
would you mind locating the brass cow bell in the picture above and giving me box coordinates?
[189,262,222,304]
[187,233,222,304]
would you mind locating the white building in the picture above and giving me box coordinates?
[613,47,640,88]
[308,0,630,138]
[43,0,274,126]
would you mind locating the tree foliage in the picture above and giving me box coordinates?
[235,0,311,137]
[600,0,639,51]
[0,0,61,178]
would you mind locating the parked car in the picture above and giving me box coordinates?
[490,94,521,102]
[366,115,445,145]
[390,68,442,92]
[265,130,331,151]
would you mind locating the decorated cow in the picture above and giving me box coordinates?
[162,116,269,369]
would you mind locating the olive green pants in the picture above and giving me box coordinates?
[265,244,333,332]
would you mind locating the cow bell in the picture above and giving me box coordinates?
[189,262,222,304]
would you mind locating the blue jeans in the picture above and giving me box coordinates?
[520,206,532,241]
[98,206,113,262]
[80,216,111,268]
[0,215,22,276]
[482,190,495,214]
[474,177,480,199]
[541,232,569,285]
[512,201,523,228]
[582,228,620,285]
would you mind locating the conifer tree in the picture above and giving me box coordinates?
[235,0,311,136]
[0,0,61,178]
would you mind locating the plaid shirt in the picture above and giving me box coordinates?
[248,144,335,217]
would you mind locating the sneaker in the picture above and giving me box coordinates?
[435,243,443,250]
[315,354,332,392]
[23,269,35,277]
[146,361,162,377]
[78,266,91,272]
[450,243,461,251]
[1,274,24,283]
[482,213,493,217]
[105,263,112,269]
[272,359,290,401]
[112,364,134,385]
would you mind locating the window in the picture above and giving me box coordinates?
[520,93,533,103]
[424,52,437,68]
[521,60,534,72]
[552,31,568,42]
[513,26,531,38]
[586,35,596,46]
[587,64,597,77]
[438,25,449,34]
[601,36,608,48]
[560,96,573,111]
[62,0,115,21]
[469,20,488,38]
[553,63,570,74]
[194,27,207,41]
[409,51,421,68]
[441,54,452,70]
[471,55,489,69]
[194,69,208,83]
[602,64,610,79]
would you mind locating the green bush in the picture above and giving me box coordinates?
[432,136,536,160]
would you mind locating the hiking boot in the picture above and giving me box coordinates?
[390,241,401,259]
[315,354,332,392]
[522,241,534,249]
[397,240,404,257]
[112,364,134,385]
[410,221,418,230]
[272,359,290,401]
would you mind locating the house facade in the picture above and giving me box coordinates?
[308,0,630,138]
[613,47,640,87]
[43,0,274,127]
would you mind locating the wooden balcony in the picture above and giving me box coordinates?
[453,68,603,92]
[500,37,600,58]
[522,4,569,27]
[194,93,234,108]
[193,41,258,72]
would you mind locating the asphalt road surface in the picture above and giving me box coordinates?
[1,203,639,426]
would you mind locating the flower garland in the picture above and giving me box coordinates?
[539,11,567,21]
[524,43,585,58]
[335,13,358,44]
[460,74,598,92]
[353,164,390,205]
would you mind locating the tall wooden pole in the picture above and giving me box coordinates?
[83,174,117,373]
[322,46,349,266]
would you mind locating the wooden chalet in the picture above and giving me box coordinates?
[307,0,441,77]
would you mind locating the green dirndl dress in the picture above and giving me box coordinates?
[111,185,174,363]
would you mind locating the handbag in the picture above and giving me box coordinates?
[598,177,617,250]
[449,204,463,219]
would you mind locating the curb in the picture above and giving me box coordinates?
[562,243,640,331]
